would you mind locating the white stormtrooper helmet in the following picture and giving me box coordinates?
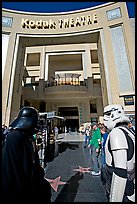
[103,104,130,130]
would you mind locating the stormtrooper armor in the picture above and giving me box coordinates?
[103,104,135,202]
[103,104,130,130]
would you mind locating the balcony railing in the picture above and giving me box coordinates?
[45,80,86,87]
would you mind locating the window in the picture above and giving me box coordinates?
[26,53,40,66]
[93,78,101,84]
[90,104,97,113]
[90,50,99,63]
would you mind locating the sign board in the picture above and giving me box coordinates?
[124,95,134,106]
[47,111,55,118]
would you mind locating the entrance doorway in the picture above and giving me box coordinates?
[58,107,79,132]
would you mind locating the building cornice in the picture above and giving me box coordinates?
[2,2,116,16]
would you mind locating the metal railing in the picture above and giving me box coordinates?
[45,80,86,87]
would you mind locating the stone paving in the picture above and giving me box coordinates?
[44,132,108,202]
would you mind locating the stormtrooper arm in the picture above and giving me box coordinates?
[109,149,127,202]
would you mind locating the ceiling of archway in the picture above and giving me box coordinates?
[21,31,99,47]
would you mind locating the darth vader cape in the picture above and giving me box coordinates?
[1,129,51,203]
[2,130,35,202]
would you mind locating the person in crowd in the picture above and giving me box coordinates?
[54,126,59,141]
[100,126,109,167]
[98,122,105,129]
[2,124,7,147]
[68,126,71,134]
[103,104,135,202]
[98,123,102,129]
[88,122,102,176]
[65,126,67,134]
[36,131,44,166]
[127,119,135,132]
[1,106,51,203]
[2,125,13,147]
[83,125,91,148]
[80,125,85,135]
[36,131,43,150]
[100,126,109,187]
[2,124,5,132]
[2,124,7,134]
[80,125,85,144]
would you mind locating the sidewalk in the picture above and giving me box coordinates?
[44,132,108,202]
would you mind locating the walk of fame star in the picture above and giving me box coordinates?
[45,176,66,192]
[73,165,91,173]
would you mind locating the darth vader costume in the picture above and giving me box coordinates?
[103,104,135,202]
[1,107,51,203]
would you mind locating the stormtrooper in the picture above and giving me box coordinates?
[103,104,135,202]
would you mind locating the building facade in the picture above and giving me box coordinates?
[2,2,135,130]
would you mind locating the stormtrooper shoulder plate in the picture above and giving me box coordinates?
[109,127,128,150]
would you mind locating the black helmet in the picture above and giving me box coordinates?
[9,106,39,133]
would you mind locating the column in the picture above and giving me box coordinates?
[79,103,84,125]
[82,53,87,79]
[45,53,49,81]
[99,29,113,105]
[38,47,46,98]
[85,45,92,78]
[7,39,26,123]
[40,46,46,79]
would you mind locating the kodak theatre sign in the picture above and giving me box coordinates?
[21,14,97,29]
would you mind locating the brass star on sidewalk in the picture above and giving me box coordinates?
[45,176,66,192]
[73,165,91,173]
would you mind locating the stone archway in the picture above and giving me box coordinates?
[7,31,104,124]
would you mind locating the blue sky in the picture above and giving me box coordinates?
[2,2,135,18]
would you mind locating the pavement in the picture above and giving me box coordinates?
[44,132,108,202]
